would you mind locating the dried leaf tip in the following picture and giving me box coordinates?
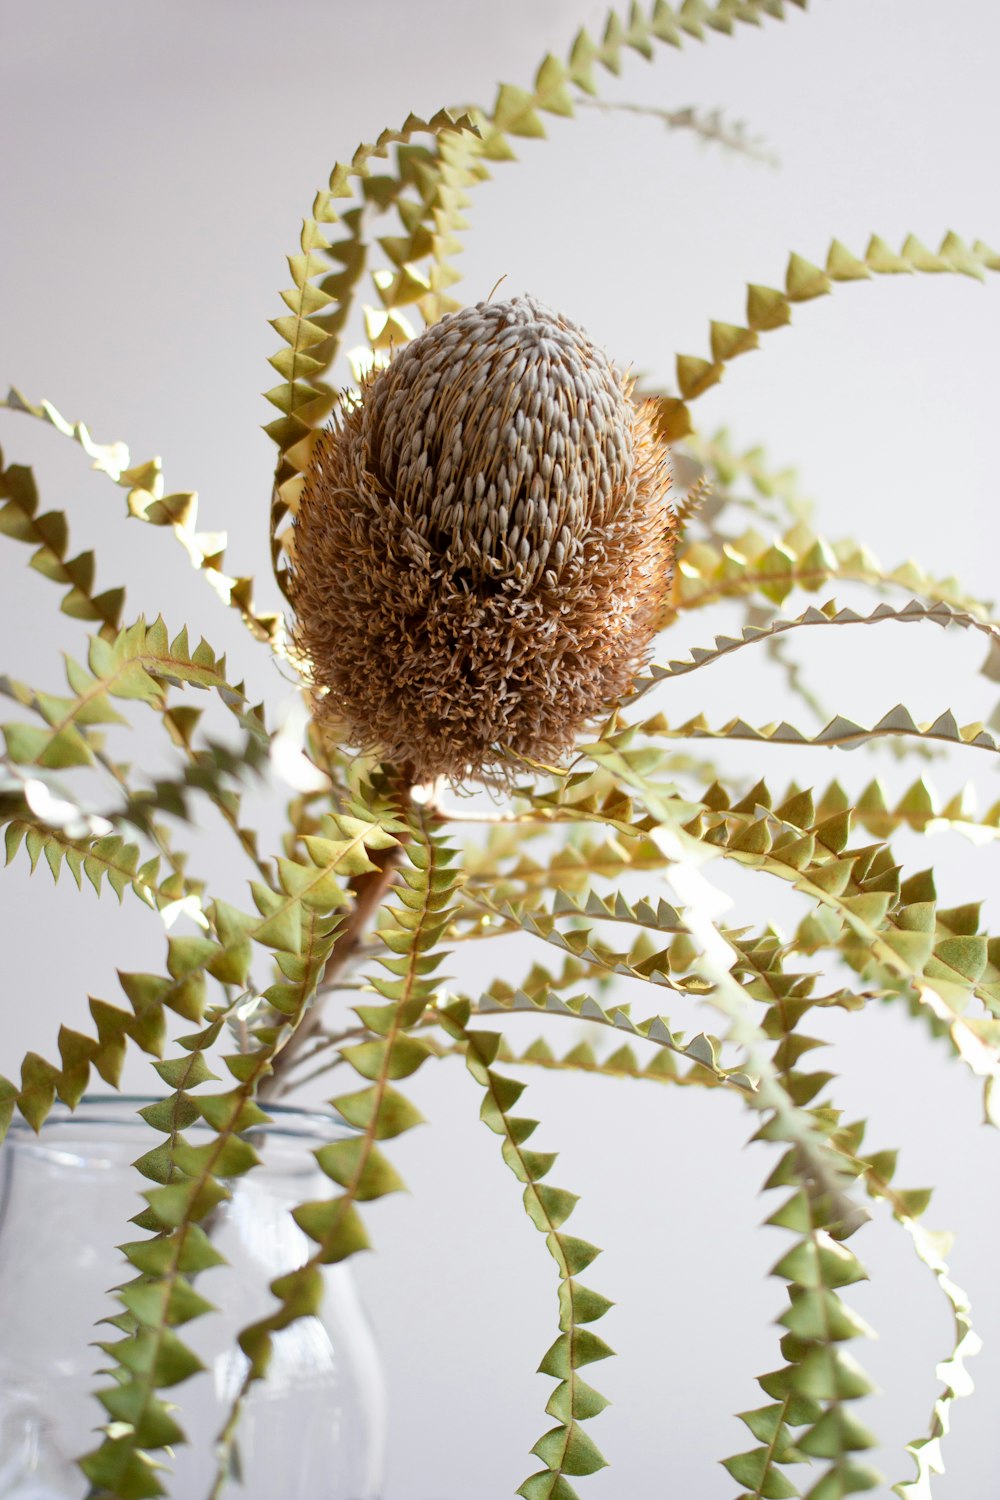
[290,295,678,781]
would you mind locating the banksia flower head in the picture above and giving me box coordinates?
[290,295,677,783]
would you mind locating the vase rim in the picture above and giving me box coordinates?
[5,1094,352,1147]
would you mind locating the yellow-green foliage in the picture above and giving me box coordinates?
[2,4,998,1499]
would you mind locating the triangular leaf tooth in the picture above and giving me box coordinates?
[533,53,574,116]
[558,1279,614,1328]
[722,1448,799,1496]
[747,284,792,331]
[766,1190,814,1232]
[900,868,937,904]
[493,82,546,139]
[791,1350,869,1404]
[839,892,892,927]
[802,1464,882,1498]
[677,354,724,399]
[895,1187,932,1219]
[781,1288,874,1342]
[786,251,831,301]
[901,233,951,273]
[798,1406,878,1457]
[524,1182,578,1231]
[545,1376,609,1422]
[937,901,982,935]
[291,1198,370,1262]
[866,234,913,274]
[79,1443,167,1498]
[729,818,773,855]
[929,934,987,983]
[940,229,986,281]
[516,1472,581,1500]
[772,832,817,871]
[825,239,871,280]
[537,1327,613,1378]
[776,788,816,828]
[554,1235,602,1275]
[531,1423,607,1477]
[649,394,693,442]
[710,320,759,362]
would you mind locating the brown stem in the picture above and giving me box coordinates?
[259,836,406,1101]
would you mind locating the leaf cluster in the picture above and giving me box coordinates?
[2,4,998,1499]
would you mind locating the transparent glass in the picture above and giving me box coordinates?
[0,1097,386,1499]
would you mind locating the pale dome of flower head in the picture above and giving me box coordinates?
[290,294,677,784]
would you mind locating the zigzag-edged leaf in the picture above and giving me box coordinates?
[0,814,214,1139]
[654,232,1000,442]
[652,779,1000,1100]
[267,109,482,601]
[628,852,877,1496]
[658,825,869,1243]
[397,0,801,432]
[2,812,398,1154]
[2,813,173,909]
[630,596,999,701]
[725,1143,879,1499]
[506,0,802,127]
[366,121,489,332]
[701,771,1000,852]
[484,926,862,1100]
[122,731,268,833]
[468,794,867,1235]
[852,775,1000,845]
[471,874,688,935]
[1,616,268,777]
[267,2,804,600]
[465,886,712,999]
[79,811,403,1497]
[0,451,125,638]
[208,809,449,1492]
[294,1004,735,1099]
[501,1033,685,1087]
[495,769,702,859]
[664,517,995,623]
[4,734,269,875]
[0,390,283,649]
[436,1002,612,1498]
[0,750,115,839]
[463,824,671,903]
[627,703,999,757]
[578,97,777,164]
[818,1123,978,1498]
[82,1061,265,1496]
[470,976,753,1089]
[681,426,813,526]
[747,970,970,1500]
[481,953,610,1006]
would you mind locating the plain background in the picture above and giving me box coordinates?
[3,1,1000,1496]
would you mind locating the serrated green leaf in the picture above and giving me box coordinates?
[340,1035,431,1081]
[538,1328,614,1378]
[531,1424,607,1476]
[291,1198,370,1261]
[799,1407,877,1457]
[333,1083,424,1138]
[545,1377,609,1423]
[722,1448,799,1497]
[314,1137,405,1199]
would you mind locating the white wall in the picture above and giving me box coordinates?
[2,2,1000,1496]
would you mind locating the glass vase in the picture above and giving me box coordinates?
[0,1097,386,1499]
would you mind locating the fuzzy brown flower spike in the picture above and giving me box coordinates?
[290,295,676,783]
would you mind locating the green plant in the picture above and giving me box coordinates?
[2,3,998,1497]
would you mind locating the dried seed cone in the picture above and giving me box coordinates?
[290,295,676,782]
